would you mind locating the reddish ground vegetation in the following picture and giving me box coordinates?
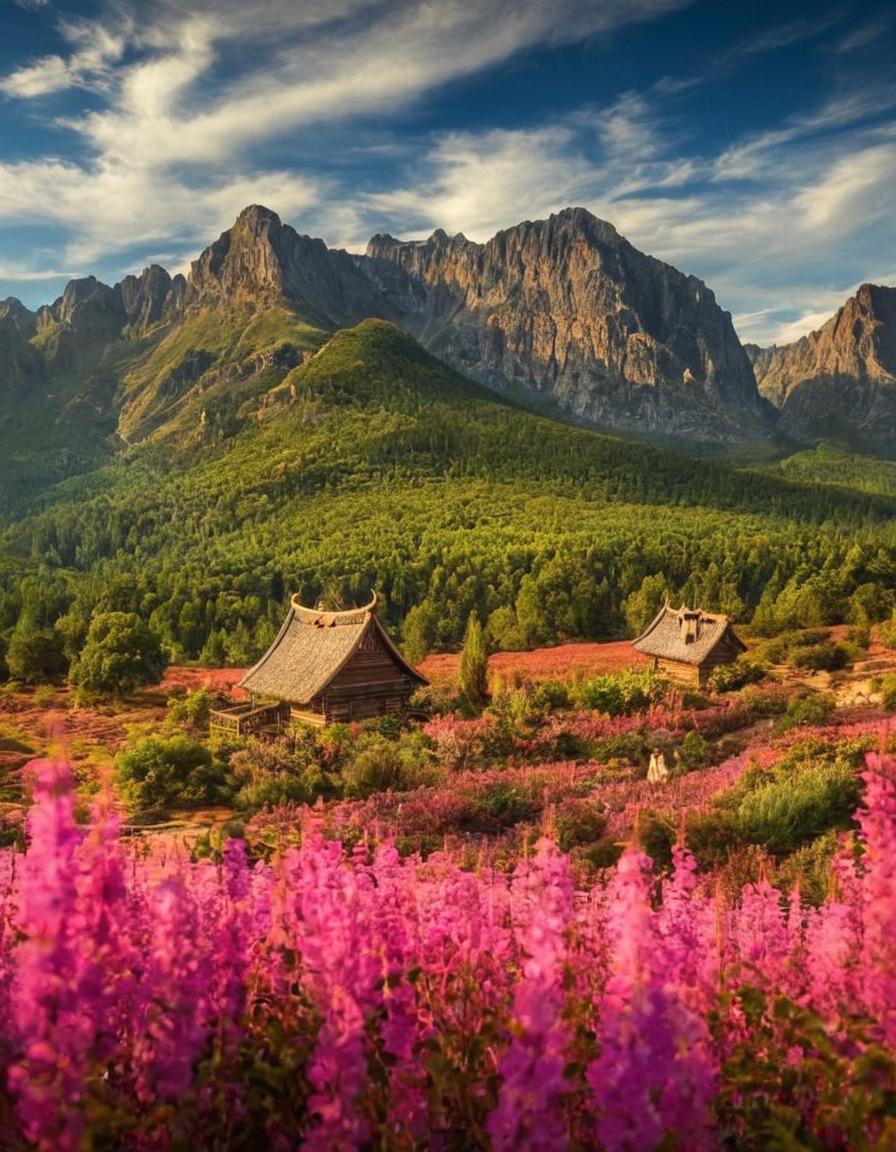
[160,666,249,697]
[419,640,650,684]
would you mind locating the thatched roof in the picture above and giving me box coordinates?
[631,604,746,666]
[239,592,427,704]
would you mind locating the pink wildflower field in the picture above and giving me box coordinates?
[1,752,895,1151]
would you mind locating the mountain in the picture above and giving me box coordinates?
[0,205,779,466]
[6,205,896,488]
[750,284,896,456]
[364,208,771,443]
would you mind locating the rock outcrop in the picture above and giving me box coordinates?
[362,208,771,442]
[753,285,896,454]
[0,301,43,394]
[187,205,395,328]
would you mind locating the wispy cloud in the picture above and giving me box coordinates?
[0,0,893,347]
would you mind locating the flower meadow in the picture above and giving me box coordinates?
[0,755,895,1151]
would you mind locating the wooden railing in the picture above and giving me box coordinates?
[209,702,285,736]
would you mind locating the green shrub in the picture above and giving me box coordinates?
[774,830,841,905]
[773,692,836,735]
[880,673,896,712]
[458,783,539,834]
[790,642,849,671]
[636,810,675,870]
[116,734,230,810]
[552,798,607,852]
[676,729,710,773]
[230,735,333,810]
[528,679,571,715]
[166,688,214,732]
[707,660,768,692]
[571,670,666,716]
[732,758,860,855]
[684,808,741,870]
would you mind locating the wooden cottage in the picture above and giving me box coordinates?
[631,604,746,687]
[237,592,428,726]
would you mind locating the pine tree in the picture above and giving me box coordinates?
[459,612,489,709]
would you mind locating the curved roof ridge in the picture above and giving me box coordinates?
[291,590,378,626]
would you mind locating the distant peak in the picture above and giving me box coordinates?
[234,204,283,232]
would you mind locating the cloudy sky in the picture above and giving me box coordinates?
[0,0,893,345]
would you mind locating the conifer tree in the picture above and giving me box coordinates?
[459,611,489,709]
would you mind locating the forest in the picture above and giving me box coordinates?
[2,318,896,684]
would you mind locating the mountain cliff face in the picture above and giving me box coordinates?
[13,205,896,458]
[752,285,896,455]
[188,205,394,328]
[362,208,770,442]
[0,300,43,393]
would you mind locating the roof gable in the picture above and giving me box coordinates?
[239,593,426,704]
[631,604,746,666]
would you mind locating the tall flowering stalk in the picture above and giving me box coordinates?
[7,761,135,1151]
[487,837,575,1151]
[586,849,718,1152]
[855,752,896,1047]
[296,834,380,1151]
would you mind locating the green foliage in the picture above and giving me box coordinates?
[570,670,666,716]
[458,612,489,710]
[4,317,896,669]
[774,830,841,906]
[70,611,167,698]
[622,573,668,637]
[5,626,68,684]
[707,659,768,693]
[166,688,214,732]
[790,642,850,671]
[229,736,333,810]
[551,797,607,852]
[881,673,896,712]
[115,734,230,810]
[341,731,442,799]
[773,692,836,735]
[676,729,710,773]
[715,739,864,856]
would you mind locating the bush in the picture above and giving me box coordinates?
[230,735,333,810]
[675,729,710,773]
[5,628,68,684]
[732,758,860,855]
[115,734,230,809]
[166,688,214,732]
[571,671,665,716]
[880,673,896,712]
[552,798,607,852]
[707,660,768,692]
[528,679,571,715]
[773,692,836,735]
[790,642,849,671]
[70,612,167,699]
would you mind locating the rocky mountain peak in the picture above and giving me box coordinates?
[753,283,896,454]
[362,207,768,442]
[187,207,394,328]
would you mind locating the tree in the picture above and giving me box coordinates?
[69,611,167,698]
[622,574,669,638]
[458,612,489,709]
[5,626,68,684]
[115,734,227,809]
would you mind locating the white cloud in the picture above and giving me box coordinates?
[0,0,893,346]
[0,54,71,98]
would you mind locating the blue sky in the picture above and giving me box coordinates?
[0,0,894,345]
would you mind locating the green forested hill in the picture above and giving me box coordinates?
[1,318,895,677]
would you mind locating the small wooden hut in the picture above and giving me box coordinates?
[631,604,746,687]
[237,592,428,726]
